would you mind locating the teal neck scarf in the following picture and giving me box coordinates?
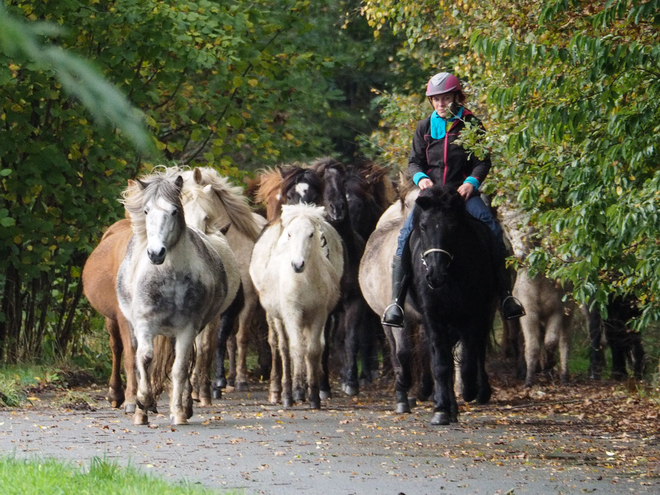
[430,106,464,139]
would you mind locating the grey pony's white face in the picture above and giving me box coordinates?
[144,195,183,265]
[283,216,317,274]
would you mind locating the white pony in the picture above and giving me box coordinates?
[250,203,344,409]
[116,174,240,425]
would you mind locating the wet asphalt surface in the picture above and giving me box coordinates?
[1,380,659,495]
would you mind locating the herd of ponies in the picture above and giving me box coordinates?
[82,160,645,426]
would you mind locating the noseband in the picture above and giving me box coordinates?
[420,248,453,268]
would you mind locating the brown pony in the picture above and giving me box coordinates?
[82,218,136,412]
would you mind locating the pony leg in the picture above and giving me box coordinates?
[522,313,542,387]
[267,315,282,405]
[426,331,455,426]
[235,311,250,391]
[342,297,365,397]
[106,317,125,409]
[386,325,414,414]
[118,313,137,414]
[305,319,326,409]
[213,302,239,398]
[190,331,203,403]
[275,319,294,409]
[170,331,195,425]
[134,331,155,425]
[196,321,216,407]
[288,324,306,404]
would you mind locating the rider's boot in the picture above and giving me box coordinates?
[494,242,525,320]
[381,255,409,328]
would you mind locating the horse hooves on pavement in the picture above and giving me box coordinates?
[212,389,222,400]
[395,402,411,414]
[320,390,332,400]
[344,385,359,397]
[431,411,451,425]
[171,413,188,426]
[123,402,136,414]
[133,410,148,426]
[282,397,294,409]
[235,382,249,392]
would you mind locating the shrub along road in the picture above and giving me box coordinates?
[0,377,658,494]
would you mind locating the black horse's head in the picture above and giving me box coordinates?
[413,185,466,289]
[280,166,324,207]
[310,157,348,224]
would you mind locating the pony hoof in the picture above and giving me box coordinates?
[213,378,227,390]
[212,389,222,400]
[431,411,451,425]
[133,411,148,426]
[171,413,188,426]
[191,391,199,402]
[320,390,332,400]
[344,385,359,397]
[124,402,136,414]
[199,397,212,407]
[408,397,417,408]
[395,402,411,414]
[268,392,281,405]
[235,382,249,392]
[309,399,321,410]
[282,397,294,409]
[476,389,492,405]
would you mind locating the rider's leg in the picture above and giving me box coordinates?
[465,196,525,320]
[381,207,414,327]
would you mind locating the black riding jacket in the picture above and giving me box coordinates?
[408,109,491,190]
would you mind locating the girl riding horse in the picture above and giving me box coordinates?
[381,72,525,327]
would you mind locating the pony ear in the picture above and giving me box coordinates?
[174,175,184,191]
[415,193,433,210]
[219,222,231,235]
[193,167,203,184]
[136,178,148,190]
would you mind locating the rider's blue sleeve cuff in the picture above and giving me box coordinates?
[413,172,430,186]
[463,176,480,189]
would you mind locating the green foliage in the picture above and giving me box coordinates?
[0,374,24,407]
[0,456,227,494]
[362,0,660,328]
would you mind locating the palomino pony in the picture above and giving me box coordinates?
[250,204,344,409]
[360,185,497,425]
[177,166,268,394]
[116,174,240,425]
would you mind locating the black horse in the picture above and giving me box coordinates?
[408,184,497,425]
[586,296,645,381]
[310,157,370,398]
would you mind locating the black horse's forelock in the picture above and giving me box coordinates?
[415,184,465,215]
[310,156,345,177]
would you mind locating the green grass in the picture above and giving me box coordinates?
[0,456,237,495]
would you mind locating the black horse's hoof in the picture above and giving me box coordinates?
[213,377,227,390]
[212,389,222,400]
[235,381,249,392]
[344,384,359,397]
[431,411,451,425]
[282,397,294,409]
[320,390,332,400]
[476,387,492,405]
[395,401,411,414]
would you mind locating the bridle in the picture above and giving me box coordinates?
[420,247,453,268]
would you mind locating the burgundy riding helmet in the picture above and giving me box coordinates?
[426,72,461,96]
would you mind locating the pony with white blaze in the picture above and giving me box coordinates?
[116,174,240,425]
[250,203,344,409]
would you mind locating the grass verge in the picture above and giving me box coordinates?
[0,456,236,495]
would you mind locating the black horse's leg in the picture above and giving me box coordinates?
[213,285,244,399]
[460,341,479,403]
[587,307,606,380]
[606,323,628,381]
[428,333,455,426]
[320,312,337,400]
[342,296,365,397]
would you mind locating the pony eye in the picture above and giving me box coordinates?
[171,209,178,216]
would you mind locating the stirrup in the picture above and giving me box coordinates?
[382,303,405,327]
[501,295,526,320]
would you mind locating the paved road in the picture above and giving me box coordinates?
[1,381,658,495]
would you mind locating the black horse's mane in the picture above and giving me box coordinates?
[310,156,346,177]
